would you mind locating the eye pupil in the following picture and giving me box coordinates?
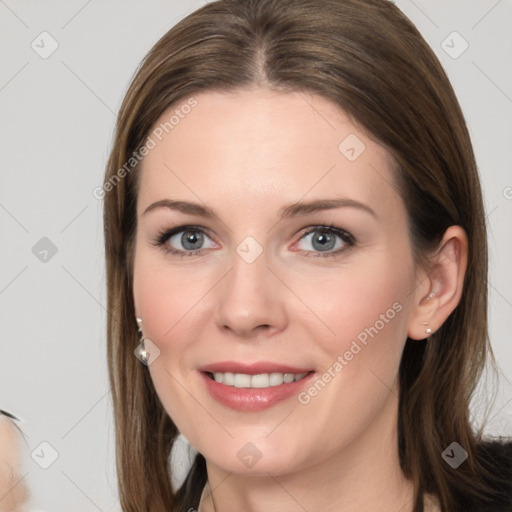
[313,230,335,251]
[182,230,203,250]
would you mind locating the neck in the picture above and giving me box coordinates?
[198,385,420,512]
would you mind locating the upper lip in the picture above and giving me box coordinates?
[199,361,313,375]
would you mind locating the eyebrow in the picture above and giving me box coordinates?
[142,197,377,220]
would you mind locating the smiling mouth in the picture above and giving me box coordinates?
[204,371,312,389]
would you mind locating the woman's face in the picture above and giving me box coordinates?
[133,88,423,475]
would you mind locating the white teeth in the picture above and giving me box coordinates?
[269,372,284,386]
[250,374,270,388]
[283,373,294,383]
[234,374,251,388]
[211,371,309,388]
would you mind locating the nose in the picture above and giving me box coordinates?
[214,246,288,339]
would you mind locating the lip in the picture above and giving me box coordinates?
[198,362,316,412]
[198,361,313,375]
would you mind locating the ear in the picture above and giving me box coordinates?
[407,225,468,340]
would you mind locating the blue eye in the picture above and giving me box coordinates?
[296,224,355,257]
[153,223,355,258]
[154,226,216,257]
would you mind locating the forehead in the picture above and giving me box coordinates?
[136,88,400,218]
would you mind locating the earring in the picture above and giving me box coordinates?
[135,317,149,365]
[421,321,432,335]
[426,292,435,301]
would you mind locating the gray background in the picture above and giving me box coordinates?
[1,1,511,510]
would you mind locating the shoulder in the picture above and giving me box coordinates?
[0,410,30,510]
[0,411,20,439]
[0,409,23,438]
[0,409,18,420]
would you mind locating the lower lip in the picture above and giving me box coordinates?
[199,371,316,412]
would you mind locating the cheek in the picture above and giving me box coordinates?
[133,246,211,347]
[132,248,216,422]
[295,254,412,352]
[293,254,413,416]
[303,251,414,400]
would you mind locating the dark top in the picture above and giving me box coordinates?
[178,439,512,512]
[456,439,512,511]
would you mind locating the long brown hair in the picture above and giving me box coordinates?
[102,0,508,510]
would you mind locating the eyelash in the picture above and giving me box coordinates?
[151,223,356,259]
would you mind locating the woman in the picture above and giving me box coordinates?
[0,411,29,512]
[102,0,512,510]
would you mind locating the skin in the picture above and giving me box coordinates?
[133,88,467,512]
[0,417,29,512]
